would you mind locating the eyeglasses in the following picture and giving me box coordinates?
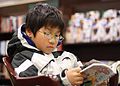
[39,31,64,41]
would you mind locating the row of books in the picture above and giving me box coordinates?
[65,9,120,44]
[0,15,25,33]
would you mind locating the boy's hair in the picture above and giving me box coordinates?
[25,3,65,36]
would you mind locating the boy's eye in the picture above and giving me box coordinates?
[44,32,50,36]
[55,34,60,37]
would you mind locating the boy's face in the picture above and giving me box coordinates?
[31,26,61,54]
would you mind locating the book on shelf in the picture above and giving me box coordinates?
[0,15,25,33]
[81,61,120,86]
[0,40,9,56]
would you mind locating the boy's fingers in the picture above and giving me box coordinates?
[74,67,81,72]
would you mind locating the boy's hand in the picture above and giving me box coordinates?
[66,67,84,86]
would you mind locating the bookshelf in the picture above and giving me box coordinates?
[0,0,46,85]
[59,0,120,62]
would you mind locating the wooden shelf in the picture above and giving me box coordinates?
[63,41,120,61]
[0,32,14,41]
[0,0,45,8]
[0,0,46,16]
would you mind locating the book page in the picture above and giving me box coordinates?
[111,61,120,73]
[81,63,115,86]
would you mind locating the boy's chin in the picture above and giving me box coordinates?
[44,48,57,54]
[44,51,52,55]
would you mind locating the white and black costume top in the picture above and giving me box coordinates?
[7,24,83,86]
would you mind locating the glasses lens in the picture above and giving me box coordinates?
[39,31,64,41]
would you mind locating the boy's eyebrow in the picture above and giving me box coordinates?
[45,27,61,33]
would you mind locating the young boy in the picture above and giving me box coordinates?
[7,3,84,86]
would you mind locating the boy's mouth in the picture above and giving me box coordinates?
[47,46,54,48]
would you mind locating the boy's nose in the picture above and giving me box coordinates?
[49,37,56,44]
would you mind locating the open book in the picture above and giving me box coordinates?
[80,61,120,86]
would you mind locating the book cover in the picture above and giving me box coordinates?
[81,61,120,86]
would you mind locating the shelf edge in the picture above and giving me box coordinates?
[0,0,46,8]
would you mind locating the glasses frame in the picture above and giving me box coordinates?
[39,30,64,41]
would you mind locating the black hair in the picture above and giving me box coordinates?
[25,3,65,36]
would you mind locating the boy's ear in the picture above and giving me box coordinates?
[26,28,33,38]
